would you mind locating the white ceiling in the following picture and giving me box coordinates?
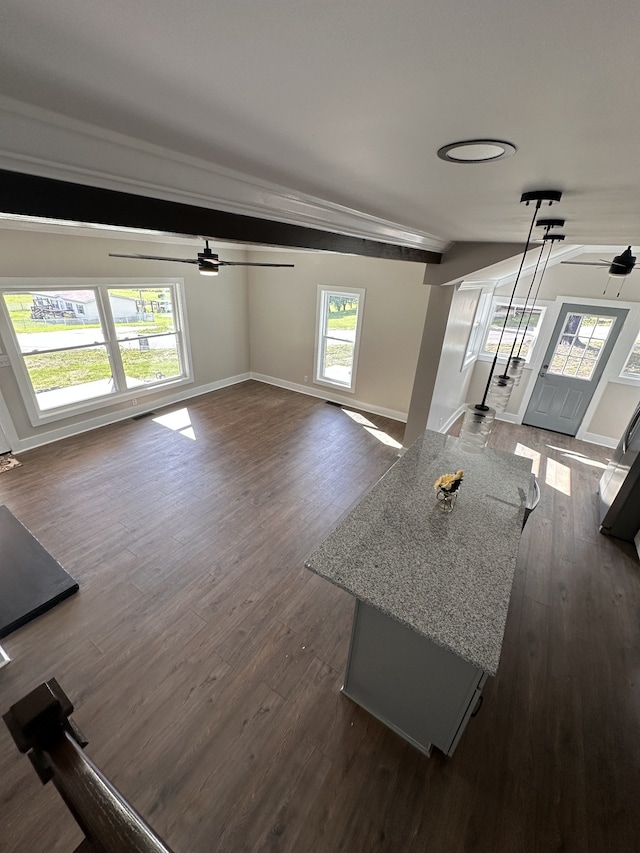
[1,0,640,252]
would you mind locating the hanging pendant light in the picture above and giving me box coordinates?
[458,401,497,452]
[510,229,566,373]
[459,190,562,451]
[492,219,566,401]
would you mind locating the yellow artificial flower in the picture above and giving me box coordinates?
[434,469,464,493]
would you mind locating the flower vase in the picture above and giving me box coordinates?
[436,488,458,513]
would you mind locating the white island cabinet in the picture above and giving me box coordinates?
[305,429,532,757]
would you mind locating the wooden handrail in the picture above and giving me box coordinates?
[3,679,175,853]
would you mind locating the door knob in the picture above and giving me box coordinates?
[539,364,548,377]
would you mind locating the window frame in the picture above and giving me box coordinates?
[462,291,493,369]
[314,286,366,392]
[619,328,640,382]
[0,278,192,426]
[477,297,549,365]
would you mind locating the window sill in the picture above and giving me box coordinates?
[25,375,192,427]
[610,376,640,387]
[475,353,533,365]
[314,376,356,393]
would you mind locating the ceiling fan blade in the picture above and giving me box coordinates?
[217,261,295,268]
[109,253,198,264]
[560,261,609,266]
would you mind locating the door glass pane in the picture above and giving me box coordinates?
[24,345,114,411]
[547,313,616,381]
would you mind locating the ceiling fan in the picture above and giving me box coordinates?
[561,246,637,297]
[109,240,295,276]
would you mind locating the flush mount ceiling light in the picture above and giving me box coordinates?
[437,139,516,163]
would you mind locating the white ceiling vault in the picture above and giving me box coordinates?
[1,0,640,261]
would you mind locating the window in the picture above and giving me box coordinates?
[481,301,545,362]
[462,292,492,368]
[0,282,190,422]
[315,287,365,391]
[621,330,640,380]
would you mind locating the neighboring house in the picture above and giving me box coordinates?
[30,290,138,320]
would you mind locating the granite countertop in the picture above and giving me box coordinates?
[305,429,532,675]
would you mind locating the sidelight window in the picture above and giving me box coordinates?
[621,330,640,379]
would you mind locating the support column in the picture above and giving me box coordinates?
[403,284,455,448]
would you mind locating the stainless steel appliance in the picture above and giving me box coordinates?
[599,402,640,542]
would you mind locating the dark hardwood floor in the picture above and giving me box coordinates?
[1,381,639,852]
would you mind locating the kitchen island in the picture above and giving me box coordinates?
[305,429,532,756]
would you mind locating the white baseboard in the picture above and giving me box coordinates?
[11,372,407,454]
[439,405,467,434]
[12,373,250,453]
[495,412,520,424]
[249,373,408,422]
[0,644,10,669]
[577,431,617,449]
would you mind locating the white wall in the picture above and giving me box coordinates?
[0,228,250,449]
[248,251,429,419]
[426,286,484,432]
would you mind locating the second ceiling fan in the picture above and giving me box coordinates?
[110,240,295,276]
[561,246,637,297]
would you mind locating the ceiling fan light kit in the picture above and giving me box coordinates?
[199,264,219,276]
[609,246,636,277]
[561,245,637,296]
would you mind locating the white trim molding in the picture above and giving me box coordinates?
[0,96,446,254]
[9,373,251,453]
[250,373,407,422]
[9,372,408,455]
[578,432,617,449]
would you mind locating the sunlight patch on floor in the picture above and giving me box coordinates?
[545,457,571,495]
[514,443,541,477]
[152,407,197,440]
[545,444,608,470]
[342,408,403,449]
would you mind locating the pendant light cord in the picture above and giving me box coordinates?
[500,241,546,376]
[516,238,554,358]
[480,200,541,407]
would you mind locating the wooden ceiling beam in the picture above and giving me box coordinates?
[0,169,441,265]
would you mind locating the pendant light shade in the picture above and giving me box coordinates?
[506,355,526,387]
[459,404,496,452]
[486,374,515,413]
